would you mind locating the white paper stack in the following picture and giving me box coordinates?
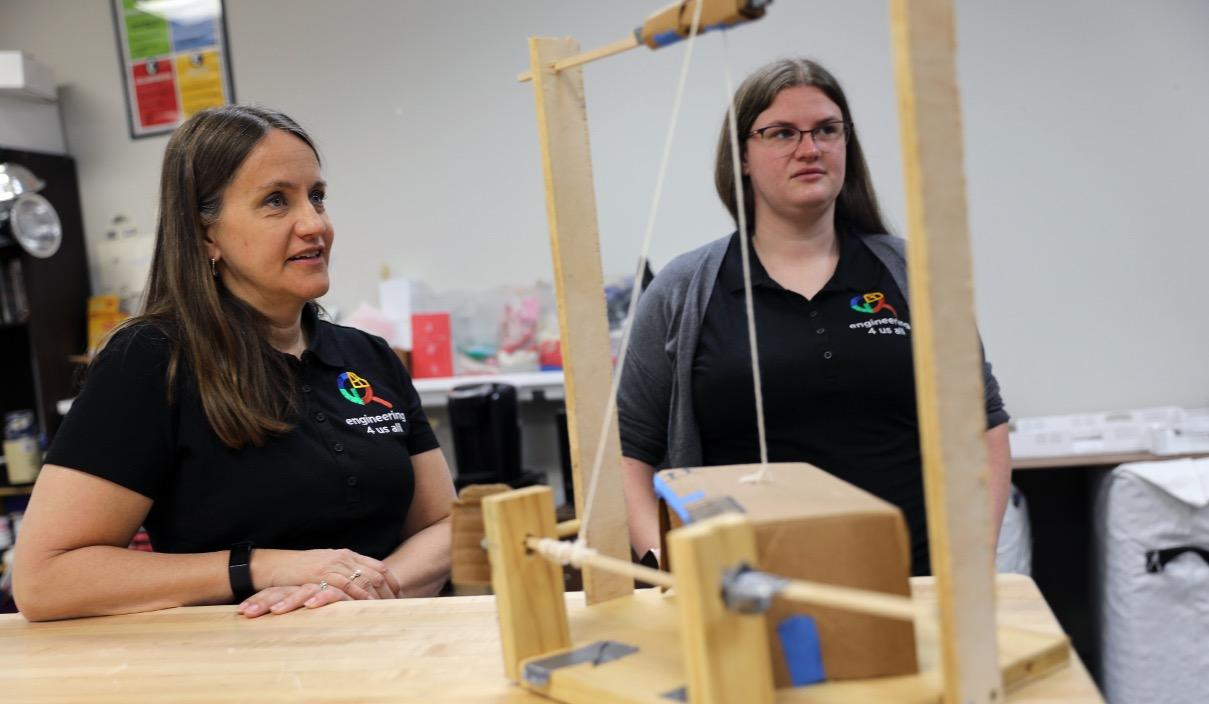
[1010,407,1209,459]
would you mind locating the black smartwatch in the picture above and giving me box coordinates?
[228,540,256,602]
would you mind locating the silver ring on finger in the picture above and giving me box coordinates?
[318,580,329,591]
[349,568,363,584]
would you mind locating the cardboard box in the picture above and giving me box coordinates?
[656,463,918,684]
[87,294,127,352]
[410,312,453,378]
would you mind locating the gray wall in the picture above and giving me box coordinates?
[1,0,1206,418]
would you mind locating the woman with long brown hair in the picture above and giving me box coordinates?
[617,58,1012,576]
[13,106,455,621]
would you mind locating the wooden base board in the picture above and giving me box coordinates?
[520,589,1069,704]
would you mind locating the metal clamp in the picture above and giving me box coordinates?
[721,564,788,614]
[522,641,640,687]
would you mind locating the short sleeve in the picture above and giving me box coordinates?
[980,340,1010,429]
[617,279,675,467]
[44,326,176,499]
[374,337,439,456]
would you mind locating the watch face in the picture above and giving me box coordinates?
[10,192,62,258]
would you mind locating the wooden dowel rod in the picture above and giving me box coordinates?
[526,537,675,588]
[518,34,640,83]
[526,535,929,623]
[778,580,923,623]
[556,519,580,539]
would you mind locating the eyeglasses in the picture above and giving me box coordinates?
[748,121,851,153]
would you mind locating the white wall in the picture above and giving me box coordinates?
[1,0,1206,418]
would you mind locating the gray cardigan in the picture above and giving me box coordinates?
[617,233,1007,468]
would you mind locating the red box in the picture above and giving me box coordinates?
[410,312,453,378]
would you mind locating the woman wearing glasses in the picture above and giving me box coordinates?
[617,58,1011,576]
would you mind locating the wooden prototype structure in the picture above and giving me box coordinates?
[480,1,1075,702]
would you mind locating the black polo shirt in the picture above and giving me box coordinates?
[692,232,1005,575]
[46,306,439,561]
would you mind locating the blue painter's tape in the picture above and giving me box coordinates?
[646,20,739,48]
[652,474,705,524]
[650,30,683,47]
[777,616,826,686]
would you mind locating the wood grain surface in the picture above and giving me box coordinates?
[0,575,1100,703]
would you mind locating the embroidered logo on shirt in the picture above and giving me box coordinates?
[848,292,910,336]
[849,292,898,317]
[337,371,394,409]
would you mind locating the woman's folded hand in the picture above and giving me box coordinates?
[253,548,401,600]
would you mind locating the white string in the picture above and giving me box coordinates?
[532,536,596,569]
[721,32,772,483]
[578,1,707,545]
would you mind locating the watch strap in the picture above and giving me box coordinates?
[228,540,255,603]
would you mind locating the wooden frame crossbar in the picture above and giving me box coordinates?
[518,35,639,83]
[518,0,771,82]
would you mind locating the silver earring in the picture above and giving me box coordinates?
[210,258,217,277]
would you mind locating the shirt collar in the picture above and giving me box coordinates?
[721,232,779,294]
[302,303,347,368]
[721,231,880,295]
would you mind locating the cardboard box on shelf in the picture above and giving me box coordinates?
[410,312,453,379]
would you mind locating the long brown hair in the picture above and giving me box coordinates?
[714,58,889,236]
[121,105,321,448]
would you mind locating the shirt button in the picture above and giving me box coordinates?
[346,476,358,487]
[809,310,819,318]
[302,384,312,393]
[816,328,825,335]
[315,412,326,422]
[333,443,344,453]
[823,351,833,360]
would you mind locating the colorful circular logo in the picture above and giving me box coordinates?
[850,292,897,317]
[337,371,393,408]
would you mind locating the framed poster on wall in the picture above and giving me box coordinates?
[111,0,235,139]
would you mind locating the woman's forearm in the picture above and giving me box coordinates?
[622,456,662,559]
[383,516,452,598]
[14,465,238,621]
[986,423,1012,545]
[14,547,232,622]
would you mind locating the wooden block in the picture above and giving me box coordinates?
[889,1,1002,702]
[528,36,633,605]
[482,486,571,681]
[657,463,917,683]
[668,513,774,704]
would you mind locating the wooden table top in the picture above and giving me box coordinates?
[0,574,1100,703]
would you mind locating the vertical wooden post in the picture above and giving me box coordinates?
[667,514,774,704]
[888,1,1003,703]
[481,486,571,681]
[528,36,634,605]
